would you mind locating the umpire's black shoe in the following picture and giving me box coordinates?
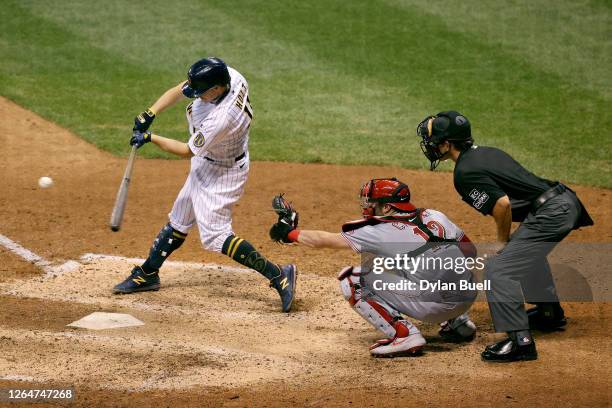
[113,266,160,294]
[481,337,538,363]
[527,304,567,331]
[270,264,297,313]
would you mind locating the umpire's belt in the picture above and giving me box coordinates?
[532,183,566,212]
[204,152,246,163]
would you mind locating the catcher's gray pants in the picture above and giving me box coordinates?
[485,190,582,333]
[360,244,477,324]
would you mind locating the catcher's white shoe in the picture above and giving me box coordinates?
[369,332,426,358]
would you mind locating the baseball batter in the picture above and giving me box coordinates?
[269,178,478,357]
[113,57,297,313]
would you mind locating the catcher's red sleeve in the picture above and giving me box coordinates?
[287,229,300,242]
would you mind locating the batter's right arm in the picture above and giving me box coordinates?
[149,82,188,115]
[134,82,187,132]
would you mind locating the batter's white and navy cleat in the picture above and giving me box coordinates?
[271,264,297,313]
[113,266,160,294]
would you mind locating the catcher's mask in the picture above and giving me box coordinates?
[359,178,416,218]
[417,111,472,171]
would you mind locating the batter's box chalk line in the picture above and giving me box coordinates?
[0,232,316,281]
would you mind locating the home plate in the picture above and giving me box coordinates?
[67,312,144,330]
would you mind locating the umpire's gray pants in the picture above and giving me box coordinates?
[485,190,582,332]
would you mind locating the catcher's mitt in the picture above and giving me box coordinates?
[269,194,299,243]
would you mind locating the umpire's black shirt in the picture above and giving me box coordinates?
[453,146,554,222]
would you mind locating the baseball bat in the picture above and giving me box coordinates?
[109,145,138,232]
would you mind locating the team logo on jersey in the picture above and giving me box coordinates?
[193,132,205,148]
[469,189,489,209]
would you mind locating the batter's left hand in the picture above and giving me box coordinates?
[130,130,152,148]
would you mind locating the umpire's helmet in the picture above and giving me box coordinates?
[182,57,231,98]
[417,111,472,170]
[359,178,416,218]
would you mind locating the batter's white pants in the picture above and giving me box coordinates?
[168,155,249,253]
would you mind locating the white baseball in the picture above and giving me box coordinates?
[38,176,54,189]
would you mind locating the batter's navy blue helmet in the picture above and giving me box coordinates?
[182,57,231,98]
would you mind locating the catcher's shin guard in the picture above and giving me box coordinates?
[339,266,425,357]
[339,267,397,337]
[141,223,187,273]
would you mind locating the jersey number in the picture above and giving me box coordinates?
[412,221,446,241]
[235,84,253,119]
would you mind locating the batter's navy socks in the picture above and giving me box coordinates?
[527,302,567,331]
[222,235,282,280]
[481,330,537,362]
[141,223,187,274]
[113,266,160,294]
[222,235,297,312]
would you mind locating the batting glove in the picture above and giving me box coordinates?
[133,109,156,132]
[130,130,152,148]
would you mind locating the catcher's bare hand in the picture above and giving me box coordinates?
[269,194,299,243]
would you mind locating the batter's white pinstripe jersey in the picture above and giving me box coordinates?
[186,67,253,162]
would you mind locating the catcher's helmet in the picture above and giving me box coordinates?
[182,57,231,99]
[417,111,472,170]
[359,178,416,218]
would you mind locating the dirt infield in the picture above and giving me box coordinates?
[0,96,610,407]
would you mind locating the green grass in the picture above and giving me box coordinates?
[1,0,610,187]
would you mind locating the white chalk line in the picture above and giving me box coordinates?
[0,231,253,280]
[0,233,55,276]
[80,253,250,274]
[0,230,315,282]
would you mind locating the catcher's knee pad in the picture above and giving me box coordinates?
[146,223,187,270]
[338,267,361,305]
[338,266,411,338]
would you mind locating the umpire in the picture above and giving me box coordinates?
[416,111,593,362]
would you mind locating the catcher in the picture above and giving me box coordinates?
[269,178,479,357]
